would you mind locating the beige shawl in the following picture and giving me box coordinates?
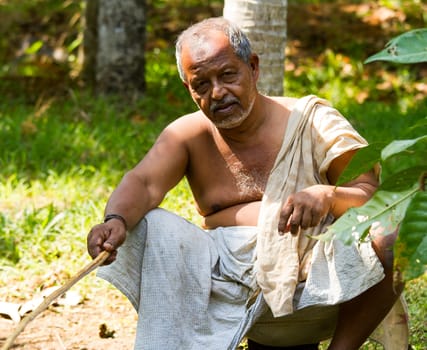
[255,95,368,317]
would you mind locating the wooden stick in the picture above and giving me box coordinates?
[1,250,110,350]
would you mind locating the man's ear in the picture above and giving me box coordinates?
[249,53,260,79]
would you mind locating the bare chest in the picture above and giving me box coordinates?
[223,149,273,197]
[188,140,280,215]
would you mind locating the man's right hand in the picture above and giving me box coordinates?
[87,219,127,265]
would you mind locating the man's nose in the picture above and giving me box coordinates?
[211,80,226,100]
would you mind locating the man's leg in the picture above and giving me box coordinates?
[247,339,319,350]
[328,229,405,350]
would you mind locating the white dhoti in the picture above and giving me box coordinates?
[98,208,384,349]
[98,208,257,350]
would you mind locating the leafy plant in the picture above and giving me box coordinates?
[320,28,427,282]
[365,28,427,64]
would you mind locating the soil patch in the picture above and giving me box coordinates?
[0,281,136,349]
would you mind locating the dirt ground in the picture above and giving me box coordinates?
[1,2,424,349]
[0,280,137,349]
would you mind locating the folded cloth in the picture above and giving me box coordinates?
[98,209,383,349]
[255,95,384,317]
[98,208,258,350]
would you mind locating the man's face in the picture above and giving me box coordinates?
[180,32,259,129]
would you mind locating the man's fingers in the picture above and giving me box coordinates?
[289,204,303,235]
[102,250,117,265]
[279,204,307,235]
[278,187,334,235]
[87,227,104,259]
[301,209,314,229]
[103,240,116,252]
[278,200,293,233]
[87,221,126,266]
[310,212,323,228]
[104,226,126,251]
[87,245,101,260]
[289,224,299,235]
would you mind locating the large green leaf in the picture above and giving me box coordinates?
[406,117,427,137]
[337,137,427,191]
[380,136,427,188]
[380,166,427,191]
[381,135,427,161]
[394,191,427,281]
[337,142,386,185]
[317,188,417,244]
[364,28,427,64]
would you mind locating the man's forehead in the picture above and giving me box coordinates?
[181,32,234,66]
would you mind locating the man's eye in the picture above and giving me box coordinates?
[222,71,237,82]
[193,81,209,94]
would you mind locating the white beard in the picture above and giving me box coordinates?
[214,96,255,129]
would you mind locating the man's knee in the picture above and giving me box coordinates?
[144,207,170,222]
[370,227,405,293]
[371,227,398,271]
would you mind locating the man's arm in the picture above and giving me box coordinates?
[87,122,190,262]
[278,149,378,234]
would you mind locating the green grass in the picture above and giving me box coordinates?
[1,48,426,348]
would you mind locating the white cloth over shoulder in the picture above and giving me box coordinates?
[255,95,384,317]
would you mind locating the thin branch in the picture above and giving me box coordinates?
[1,251,110,350]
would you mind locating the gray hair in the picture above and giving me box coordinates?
[175,17,252,81]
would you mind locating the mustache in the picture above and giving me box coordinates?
[210,97,240,113]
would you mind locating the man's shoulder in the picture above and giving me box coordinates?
[164,110,211,138]
[268,96,299,111]
[168,110,208,128]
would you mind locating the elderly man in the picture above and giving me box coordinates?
[87,17,402,350]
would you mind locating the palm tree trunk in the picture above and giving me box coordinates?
[96,0,146,96]
[224,0,287,96]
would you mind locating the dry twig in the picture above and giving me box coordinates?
[0,251,110,350]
